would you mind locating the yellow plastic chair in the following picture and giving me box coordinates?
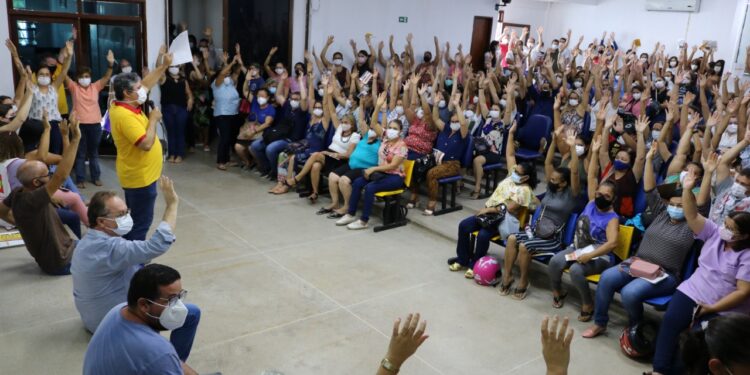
[582,225,635,283]
[373,160,415,232]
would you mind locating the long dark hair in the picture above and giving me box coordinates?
[518,161,539,189]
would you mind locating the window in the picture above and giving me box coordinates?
[11,0,77,13]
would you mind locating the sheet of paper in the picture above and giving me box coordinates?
[0,230,24,249]
[641,272,669,285]
[168,31,193,66]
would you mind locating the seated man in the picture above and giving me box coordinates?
[72,177,199,361]
[0,115,81,275]
[83,264,201,375]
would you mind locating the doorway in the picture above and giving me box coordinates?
[469,16,493,72]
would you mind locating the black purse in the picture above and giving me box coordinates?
[473,136,489,153]
[534,205,563,240]
[477,204,506,229]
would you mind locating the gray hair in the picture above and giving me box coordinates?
[113,72,141,101]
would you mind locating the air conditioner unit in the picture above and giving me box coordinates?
[645,0,700,12]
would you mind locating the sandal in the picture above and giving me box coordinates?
[446,257,459,265]
[327,212,344,219]
[217,164,227,171]
[552,292,568,309]
[448,262,465,272]
[76,182,86,189]
[470,190,481,200]
[498,280,515,296]
[308,193,318,204]
[578,310,594,322]
[582,325,606,338]
[316,207,334,215]
[512,282,530,300]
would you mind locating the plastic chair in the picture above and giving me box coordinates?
[515,114,552,161]
[581,225,635,283]
[373,160,415,232]
[434,135,473,216]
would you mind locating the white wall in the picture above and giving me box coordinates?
[0,0,13,96]
[291,0,500,69]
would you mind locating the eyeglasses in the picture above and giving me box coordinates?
[32,171,53,181]
[149,289,188,307]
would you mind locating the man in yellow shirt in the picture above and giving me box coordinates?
[109,51,172,240]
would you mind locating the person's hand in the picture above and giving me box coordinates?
[162,52,173,67]
[705,110,720,129]
[635,114,649,134]
[604,113,616,130]
[553,93,562,110]
[696,303,717,318]
[65,39,74,58]
[384,313,429,370]
[376,91,387,108]
[364,167,375,179]
[106,49,115,66]
[646,140,658,160]
[541,316,573,375]
[683,91,696,105]
[5,38,18,57]
[577,253,593,264]
[41,108,50,128]
[149,107,163,123]
[702,151,719,174]
[417,84,428,97]
[682,170,698,191]
[727,98,740,114]
[564,130,576,148]
[159,176,179,206]
[591,136,602,152]
[60,117,69,138]
[69,112,81,141]
[349,39,357,49]
[269,46,278,56]
[687,113,702,129]
[234,43,241,56]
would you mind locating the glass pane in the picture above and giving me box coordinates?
[14,20,74,69]
[12,0,77,13]
[82,1,140,16]
[88,23,138,78]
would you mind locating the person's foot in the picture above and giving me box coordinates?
[448,262,466,272]
[498,278,514,296]
[174,156,183,164]
[272,185,289,194]
[168,156,175,163]
[76,182,86,189]
[464,268,475,279]
[268,183,283,193]
[582,324,606,338]
[217,164,227,171]
[578,308,594,322]
[346,220,368,230]
[471,190,481,200]
[93,180,103,187]
[335,214,358,226]
[203,146,211,152]
[511,282,530,300]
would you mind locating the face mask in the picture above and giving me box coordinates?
[464,110,474,119]
[121,66,132,74]
[147,298,188,330]
[257,97,268,105]
[345,99,352,108]
[614,159,630,171]
[275,68,285,75]
[445,79,453,86]
[489,110,500,119]
[168,67,180,76]
[640,57,647,64]
[632,93,642,100]
[665,76,673,82]
[615,75,621,82]
[669,60,677,68]
[595,195,612,210]
[395,106,404,115]
[37,76,51,86]
[616,135,626,145]
[655,81,665,89]
[438,100,446,108]
[111,213,134,236]
[667,205,685,220]
[568,99,579,106]
[341,123,352,131]
[499,99,507,108]
[691,64,698,71]
[473,96,479,104]
[318,88,325,97]
[551,44,559,50]
[719,225,736,242]
[575,145,585,156]
[313,108,324,117]
[730,182,747,198]
[269,87,278,95]
[289,99,300,109]
[416,109,424,119]
[333,59,343,66]
[714,66,722,73]
[78,77,92,87]
[556,77,562,84]
[223,77,232,86]
[367,129,377,138]
[652,130,661,140]
[450,122,461,131]
[682,78,691,85]
[135,87,148,104]
[386,128,399,139]
[527,42,534,49]
[511,171,523,184]
[679,170,688,185]
[358,56,367,64]
[573,81,582,88]
[687,114,693,122]
[727,123,739,134]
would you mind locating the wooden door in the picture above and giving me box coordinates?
[469,16,493,72]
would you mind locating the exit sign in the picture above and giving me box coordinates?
[399,16,408,23]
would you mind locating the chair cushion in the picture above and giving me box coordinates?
[375,189,405,198]
[438,175,462,184]
[483,163,505,171]
[645,295,671,307]
[515,149,541,160]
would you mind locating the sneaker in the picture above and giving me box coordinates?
[448,262,465,272]
[335,214,358,226]
[464,269,475,279]
[347,220,369,230]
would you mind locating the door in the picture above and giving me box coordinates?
[469,16,493,72]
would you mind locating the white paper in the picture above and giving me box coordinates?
[168,31,193,66]
[565,245,595,261]
[640,272,669,285]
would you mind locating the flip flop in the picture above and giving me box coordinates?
[511,282,530,300]
[327,212,344,219]
[552,292,568,309]
[578,310,594,322]
[498,280,515,296]
[316,207,333,215]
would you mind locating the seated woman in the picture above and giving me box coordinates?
[334,106,407,230]
[501,130,581,300]
[470,75,514,199]
[239,87,276,170]
[404,76,439,208]
[649,172,750,375]
[448,120,537,278]
[320,93,384,218]
[582,141,694,339]
[547,135,619,322]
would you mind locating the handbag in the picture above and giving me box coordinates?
[473,136,489,153]
[534,205,563,240]
[628,258,662,280]
[412,153,437,182]
[239,98,252,114]
[477,204,506,229]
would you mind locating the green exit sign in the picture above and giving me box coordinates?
[399,16,408,23]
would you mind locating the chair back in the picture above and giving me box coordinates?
[403,160,416,188]
[562,214,578,246]
[518,115,552,152]
[461,135,474,168]
[614,225,635,262]
[530,205,543,226]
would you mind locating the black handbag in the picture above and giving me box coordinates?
[477,204,506,229]
[263,117,293,144]
[473,136,489,153]
[534,205,563,239]
[412,153,437,182]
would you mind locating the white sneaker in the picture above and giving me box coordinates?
[347,220,369,230]
[335,214,358,226]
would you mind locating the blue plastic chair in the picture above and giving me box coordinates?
[515,114,552,161]
[634,180,648,215]
[434,134,473,216]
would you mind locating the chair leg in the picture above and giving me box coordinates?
[374,196,408,232]
[434,182,463,216]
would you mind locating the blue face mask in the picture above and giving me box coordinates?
[445,79,453,86]
[613,160,630,171]
[666,205,685,220]
[269,87,277,94]
[511,171,522,184]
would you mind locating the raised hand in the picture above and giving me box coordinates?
[376,91,387,108]
[349,39,357,49]
[564,130,577,148]
[69,112,81,141]
[509,119,518,134]
[702,152,719,174]
[417,84,429,97]
[5,39,18,56]
[706,111,721,128]
[149,107,162,123]
[635,114,650,133]
[106,50,115,65]
[541,316,574,375]
[682,170,698,191]
[591,136,602,152]
[326,35,334,45]
[385,313,429,370]
[65,40,74,57]
[269,46,278,55]
[60,117,69,138]
[646,140,658,160]
[159,176,179,206]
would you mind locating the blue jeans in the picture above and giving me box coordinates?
[122,182,158,241]
[347,174,404,222]
[163,104,188,158]
[74,123,102,183]
[56,207,81,239]
[250,138,289,175]
[170,303,201,361]
[214,115,237,164]
[593,264,678,327]
[455,215,498,268]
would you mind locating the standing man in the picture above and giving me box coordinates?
[109,49,172,240]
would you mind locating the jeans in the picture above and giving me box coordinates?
[56,207,81,239]
[652,290,696,375]
[74,123,102,183]
[547,246,610,305]
[455,215,498,268]
[49,120,62,155]
[214,115,236,164]
[163,104,188,158]
[170,303,201,361]
[347,174,404,222]
[122,182,158,241]
[593,264,678,327]
[250,138,289,176]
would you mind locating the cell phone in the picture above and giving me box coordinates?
[633,39,641,47]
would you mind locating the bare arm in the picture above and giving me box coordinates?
[45,116,80,197]
[52,40,74,90]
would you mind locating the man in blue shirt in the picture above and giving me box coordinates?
[83,264,202,375]
[72,176,201,363]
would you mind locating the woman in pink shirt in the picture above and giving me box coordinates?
[67,50,114,188]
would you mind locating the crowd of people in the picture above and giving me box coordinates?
[1,20,750,374]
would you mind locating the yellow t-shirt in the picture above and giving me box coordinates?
[109,102,162,188]
[54,64,68,115]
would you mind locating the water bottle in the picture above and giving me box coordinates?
[525,225,534,239]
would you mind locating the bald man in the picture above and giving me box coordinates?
[0,115,81,275]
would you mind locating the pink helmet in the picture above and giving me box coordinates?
[473,256,500,286]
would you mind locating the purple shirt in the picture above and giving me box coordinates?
[677,219,750,314]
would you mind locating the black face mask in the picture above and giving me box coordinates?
[549,182,564,192]
[595,195,613,210]
[424,55,431,63]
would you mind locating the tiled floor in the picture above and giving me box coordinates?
[0,150,652,374]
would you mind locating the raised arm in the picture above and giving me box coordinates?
[0,77,33,133]
[632,114,649,182]
[264,46,278,77]
[546,127,563,181]
[588,136,602,201]
[142,47,172,90]
[97,50,115,87]
[680,172,705,235]
[644,140,658,192]
[372,92,387,137]
[506,120,518,168]
[320,36,334,69]
[45,114,80,198]
[52,40,74,90]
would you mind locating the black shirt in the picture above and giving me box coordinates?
[161,77,188,107]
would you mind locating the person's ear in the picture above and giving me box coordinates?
[707,358,723,374]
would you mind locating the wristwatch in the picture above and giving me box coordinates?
[380,358,400,373]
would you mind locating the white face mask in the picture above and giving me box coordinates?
[109,213,134,236]
[640,57,647,64]
[556,77,562,84]
[275,67,285,75]
[551,44,559,50]
[333,59,343,66]
[730,182,748,198]
[655,81,665,89]
[438,100,446,108]
[473,96,479,104]
[289,99,300,109]
[78,77,92,87]
[37,76,51,86]
[568,99,579,106]
[727,122,739,134]
[464,110,474,119]
[575,145,585,156]
[395,106,404,115]
[317,88,325,97]
[714,66,722,73]
[135,87,148,104]
[146,298,188,330]
[121,66,132,74]
[223,76,232,86]
[341,123,351,131]
[669,61,677,68]
[499,99,507,108]
[652,130,661,140]
[573,81,582,88]
[632,93,642,100]
[679,170,688,185]
[489,110,500,119]
[313,108,324,117]
[450,122,461,131]
[386,128,400,140]
[168,66,180,76]
[257,97,268,106]
[691,64,698,71]
[416,109,424,119]
[367,129,377,139]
